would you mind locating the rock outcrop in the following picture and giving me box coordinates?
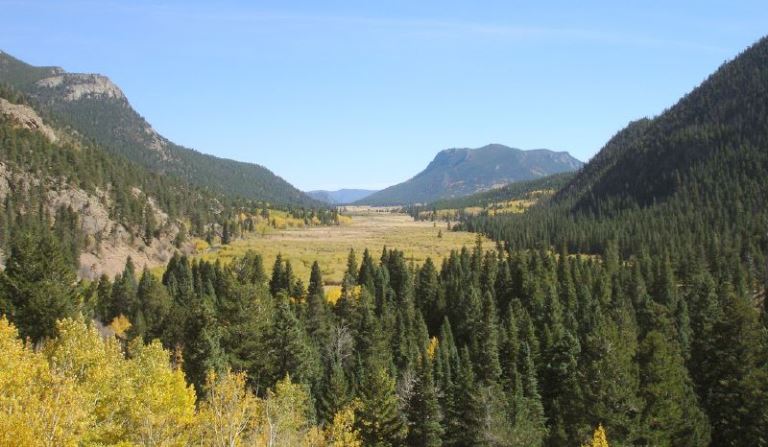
[0,98,57,141]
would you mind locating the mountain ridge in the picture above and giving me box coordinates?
[306,188,378,204]
[359,144,582,205]
[0,50,320,207]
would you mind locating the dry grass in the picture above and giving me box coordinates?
[192,208,488,284]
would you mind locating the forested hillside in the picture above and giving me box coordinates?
[0,83,335,278]
[360,144,582,206]
[407,172,575,222]
[455,36,768,445]
[0,51,320,207]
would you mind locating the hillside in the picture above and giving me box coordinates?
[0,51,319,207]
[453,37,768,446]
[462,35,768,257]
[360,144,582,205]
[0,86,211,278]
[426,171,575,212]
[307,188,378,204]
[555,36,768,212]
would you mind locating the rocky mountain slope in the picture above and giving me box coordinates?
[0,50,319,207]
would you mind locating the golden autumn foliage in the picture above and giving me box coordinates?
[582,424,610,447]
[323,405,363,447]
[0,317,362,446]
[109,314,132,338]
[427,336,439,360]
[326,287,343,305]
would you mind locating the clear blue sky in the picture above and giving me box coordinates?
[1,1,766,190]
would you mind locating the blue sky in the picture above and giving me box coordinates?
[1,1,766,190]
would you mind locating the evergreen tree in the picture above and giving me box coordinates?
[264,293,320,388]
[269,254,286,297]
[699,285,768,446]
[637,330,711,446]
[406,351,443,447]
[317,361,351,425]
[0,227,78,341]
[356,367,407,447]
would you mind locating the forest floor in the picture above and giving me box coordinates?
[192,207,488,285]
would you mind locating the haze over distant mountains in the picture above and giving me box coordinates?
[359,144,583,205]
[306,189,378,205]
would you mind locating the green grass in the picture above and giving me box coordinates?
[192,208,488,284]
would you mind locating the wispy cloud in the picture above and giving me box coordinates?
[67,1,728,54]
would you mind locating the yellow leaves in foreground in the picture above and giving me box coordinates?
[0,317,196,447]
[0,317,362,447]
[198,370,362,447]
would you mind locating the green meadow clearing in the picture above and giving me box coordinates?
[192,208,489,285]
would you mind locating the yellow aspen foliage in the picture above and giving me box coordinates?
[427,337,439,360]
[255,375,314,446]
[109,314,132,338]
[326,287,343,305]
[582,424,610,447]
[0,317,89,447]
[196,370,261,447]
[124,338,197,446]
[193,238,210,252]
[324,405,363,447]
[43,317,127,444]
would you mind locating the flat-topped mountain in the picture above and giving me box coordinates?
[359,144,582,205]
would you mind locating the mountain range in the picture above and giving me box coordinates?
[359,144,582,205]
[306,189,378,205]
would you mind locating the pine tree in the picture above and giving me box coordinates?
[636,330,711,446]
[269,254,286,296]
[406,351,443,447]
[475,291,502,385]
[317,361,351,425]
[308,261,325,300]
[134,267,172,341]
[445,346,483,447]
[0,227,78,341]
[264,293,320,388]
[355,367,407,447]
[700,284,768,446]
[509,342,548,446]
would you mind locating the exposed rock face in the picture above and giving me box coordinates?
[36,73,125,101]
[0,98,58,141]
[0,160,190,280]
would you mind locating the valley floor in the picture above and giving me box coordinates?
[193,208,486,284]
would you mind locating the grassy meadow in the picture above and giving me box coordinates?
[191,207,489,285]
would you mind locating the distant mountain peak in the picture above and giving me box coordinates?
[360,145,582,205]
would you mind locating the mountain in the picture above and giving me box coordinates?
[554,36,768,213]
[307,188,378,204]
[359,144,582,205]
[460,35,768,259]
[425,172,575,211]
[0,50,319,207]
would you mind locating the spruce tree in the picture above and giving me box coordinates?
[0,227,78,341]
[637,330,711,446]
[406,350,443,447]
[356,367,407,447]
